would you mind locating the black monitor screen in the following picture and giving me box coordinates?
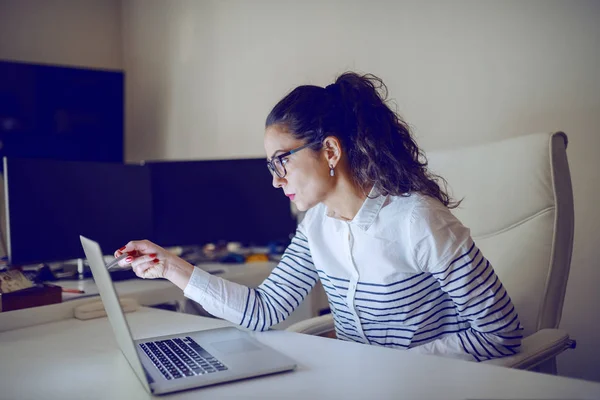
[148,158,297,247]
[0,60,124,167]
[4,158,152,265]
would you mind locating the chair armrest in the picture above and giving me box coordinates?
[285,313,335,336]
[286,317,575,371]
[482,329,575,369]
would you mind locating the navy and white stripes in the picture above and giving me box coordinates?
[239,230,318,330]
[315,244,522,360]
[183,191,522,362]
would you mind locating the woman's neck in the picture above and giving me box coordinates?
[323,178,372,221]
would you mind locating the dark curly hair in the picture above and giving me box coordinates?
[265,72,459,208]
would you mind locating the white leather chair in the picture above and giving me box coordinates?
[286,132,576,373]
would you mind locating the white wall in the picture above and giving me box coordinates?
[122,0,600,382]
[0,0,123,69]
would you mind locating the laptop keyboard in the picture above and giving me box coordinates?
[139,336,228,380]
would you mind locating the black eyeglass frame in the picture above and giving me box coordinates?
[267,141,320,178]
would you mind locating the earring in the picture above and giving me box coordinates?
[329,165,335,177]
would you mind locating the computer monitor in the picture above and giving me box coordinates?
[0,60,124,169]
[3,157,152,265]
[147,158,297,248]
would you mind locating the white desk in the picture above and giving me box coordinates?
[0,278,182,333]
[56,276,183,304]
[0,307,598,400]
[56,261,316,329]
[0,261,316,332]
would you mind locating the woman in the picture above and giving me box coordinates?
[116,72,522,361]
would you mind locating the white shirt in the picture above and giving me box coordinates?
[184,190,523,361]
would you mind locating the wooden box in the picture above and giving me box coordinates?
[0,284,62,312]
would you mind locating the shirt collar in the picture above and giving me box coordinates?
[325,186,388,230]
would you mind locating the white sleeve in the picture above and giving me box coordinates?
[183,228,318,331]
[408,200,523,361]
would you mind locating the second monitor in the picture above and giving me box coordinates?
[148,158,297,248]
[3,157,152,265]
[3,157,298,266]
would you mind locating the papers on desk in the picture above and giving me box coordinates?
[0,270,34,293]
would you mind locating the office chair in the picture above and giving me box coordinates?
[286,132,576,373]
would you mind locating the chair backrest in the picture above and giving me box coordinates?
[427,132,574,336]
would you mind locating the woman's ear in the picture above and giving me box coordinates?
[322,136,342,168]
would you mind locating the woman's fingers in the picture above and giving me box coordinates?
[113,240,162,268]
[141,263,166,279]
[130,254,159,269]
[114,250,141,267]
[129,253,163,279]
[112,240,170,278]
[114,240,155,257]
[133,260,165,279]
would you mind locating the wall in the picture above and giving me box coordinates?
[122,0,600,382]
[0,0,123,258]
[0,0,122,69]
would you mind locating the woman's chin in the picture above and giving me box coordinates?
[291,200,304,211]
[294,200,316,212]
[295,204,307,212]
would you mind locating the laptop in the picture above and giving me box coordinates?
[80,236,297,395]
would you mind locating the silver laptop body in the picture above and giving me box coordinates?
[80,235,296,395]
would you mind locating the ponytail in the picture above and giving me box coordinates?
[266,72,459,208]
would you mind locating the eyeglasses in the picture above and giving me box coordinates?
[266,141,319,178]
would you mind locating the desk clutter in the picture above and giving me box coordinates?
[0,240,281,313]
[0,267,139,316]
[0,269,62,312]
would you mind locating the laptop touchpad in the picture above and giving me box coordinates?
[211,339,261,354]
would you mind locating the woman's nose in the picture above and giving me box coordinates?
[272,174,286,188]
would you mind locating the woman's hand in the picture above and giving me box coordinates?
[114,240,194,289]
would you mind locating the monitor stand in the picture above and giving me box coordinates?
[77,258,86,280]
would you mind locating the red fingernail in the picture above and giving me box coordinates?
[125,256,133,263]
[153,259,160,264]
[119,246,126,251]
[149,253,157,258]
